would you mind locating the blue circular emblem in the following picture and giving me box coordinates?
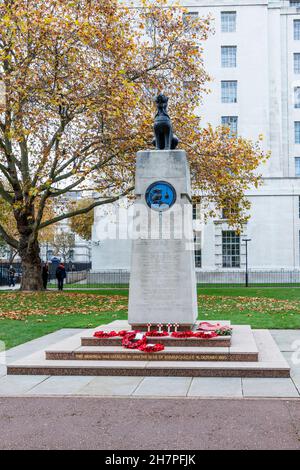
[145,181,176,211]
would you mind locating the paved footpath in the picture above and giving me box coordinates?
[0,396,300,450]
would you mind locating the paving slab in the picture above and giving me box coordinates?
[133,377,192,397]
[3,329,86,362]
[254,329,286,362]
[188,377,242,398]
[242,378,299,398]
[38,328,95,353]
[229,325,257,354]
[0,375,48,396]
[26,376,93,395]
[270,330,300,352]
[78,376,143,396]
[0,365,7,378]
[282,351,300,373]
[291,375,300,394]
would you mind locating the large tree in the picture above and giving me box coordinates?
[0,194,56,262]
[0,0,269,290]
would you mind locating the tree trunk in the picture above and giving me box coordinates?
[19,236,43,291]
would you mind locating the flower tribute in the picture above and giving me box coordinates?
[93,323,232,353]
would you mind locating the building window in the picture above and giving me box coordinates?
[221,46,237,67]
[294,53,300,73]
[299,196,300,217]
[146,17,156,36]
[295,20,300,40]
[192,196,201,220]
[221,81,237,103]
[221,116,238,136]
[295,122,300,143]
[296,157,300,176]
[194,232,202,268]
[221,201,238,219]
[183,11,199,29]
[221,12,236,33]
[295,87,300,108]
[222,231,240,268]
[290,1,300,7]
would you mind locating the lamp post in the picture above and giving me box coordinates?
[242,238,251,287]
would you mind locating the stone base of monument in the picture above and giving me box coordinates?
[7,320,290,378]
[81,335,231,348]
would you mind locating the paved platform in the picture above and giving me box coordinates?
[6,321,290,378]
[0,327,299,397]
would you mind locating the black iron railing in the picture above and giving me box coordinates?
[47,269,300,288]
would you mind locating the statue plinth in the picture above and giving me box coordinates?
[128,150,198,330]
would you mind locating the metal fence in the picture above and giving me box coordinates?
[2,263,300,288]
[46,269,300,288]
[0,263,22,286]
[0,262,92,287]
[49,270,130,288]
[196,270,300,287]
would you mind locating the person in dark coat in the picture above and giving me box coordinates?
[42,262,49,290]
[8,266,16,288]
[56,263,66,291]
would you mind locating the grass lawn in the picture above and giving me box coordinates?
[0,287,299,350]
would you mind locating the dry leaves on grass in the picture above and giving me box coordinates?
[199,295,300,315]
[1,292,300,321]
[0,292,128,320]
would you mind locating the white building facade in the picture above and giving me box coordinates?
[92,0,300,274]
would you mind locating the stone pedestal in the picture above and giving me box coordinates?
[128,150,198,329]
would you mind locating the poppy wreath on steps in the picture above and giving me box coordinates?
[170,331,194,339]
[92,330,166,353]
[193,331,218,339]
[122,331,148,350]
[93,331,119,338]
[121,331,165,352]
[171,330,218,339]
[138,343,165,353]
[93,330,133,339]
[145,330,169,337]
[197,322,232,336]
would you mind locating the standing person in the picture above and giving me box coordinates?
[8,265,16,288]
[42,262,49,290]
[56,263,66,291]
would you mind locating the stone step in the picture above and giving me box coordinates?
[81,335,231,348]
[6,360,290,378]
[7,330,290,378]
[80,319,232,348]
[45,345,255,362]
[46,324,253,362]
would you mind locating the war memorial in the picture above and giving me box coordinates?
[7,96,290,379]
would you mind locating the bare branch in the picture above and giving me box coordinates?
[0,222,18,249]
[39,186,134,230]
[0,180,14,203]
[31,117,73,187]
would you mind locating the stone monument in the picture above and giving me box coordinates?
[128,95,198,330]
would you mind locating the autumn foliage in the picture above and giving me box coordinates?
[0,0,269,290]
